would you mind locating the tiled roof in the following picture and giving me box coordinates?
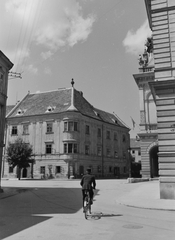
[9,89,71,117]
[7,88,129,129]
[6,105,15,115]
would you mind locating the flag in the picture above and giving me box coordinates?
[130,117,136,130]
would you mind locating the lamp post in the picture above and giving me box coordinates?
[128,147,132,178]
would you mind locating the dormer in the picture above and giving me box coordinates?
[16,109,26,116]
[45,106,56,113]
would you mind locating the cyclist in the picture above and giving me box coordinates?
[80,168,96,211]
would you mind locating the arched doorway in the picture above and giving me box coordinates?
[149,146,159,178]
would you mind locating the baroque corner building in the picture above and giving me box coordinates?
[136,0,175,199]
[4,83,130,180]
[0,51,13,188]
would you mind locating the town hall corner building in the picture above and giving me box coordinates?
[3,82,130,179]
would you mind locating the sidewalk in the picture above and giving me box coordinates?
[116,180,175,211]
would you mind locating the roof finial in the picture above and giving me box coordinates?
[71,78,74,87]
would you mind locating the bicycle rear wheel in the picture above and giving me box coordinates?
[84,200,88,219]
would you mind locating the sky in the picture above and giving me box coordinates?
[0,0,152,138]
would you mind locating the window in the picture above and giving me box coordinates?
[123,134,126,142]
[123,151,126,159]
[46,123,53,133]
[64,143,78,154]
[106,148,111,157]
[11,126,17,135]
[132,150,135,154]
[123,166,126,173]
[97,128,101,137]
[97,146,102,156]
[109,166,112,173]
[46,144,52,154]
[85,145,90,155]
[138,150,141,156]
[9,166,13,173]
[114,132,118,140]
[114,150,118,158]
[40,166,45,174]
[106,130,110,139]
[97,165,101,173]
[23,124,29,135]
[85,125,90,135]
[64,121,78,132]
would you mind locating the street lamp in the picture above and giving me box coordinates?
[127,147,132,178]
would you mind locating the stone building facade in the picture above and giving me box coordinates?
[0,51,13,190]
[144,0,175,199]
[3,83,130,179]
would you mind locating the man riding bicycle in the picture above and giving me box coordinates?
[80,168,96,212]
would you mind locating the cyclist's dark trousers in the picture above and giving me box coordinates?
[82,189,93,205]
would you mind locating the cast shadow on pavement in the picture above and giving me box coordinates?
[0,187,95,239]
[87,212,123,221]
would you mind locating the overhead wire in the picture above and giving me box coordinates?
[20,0,43,74]
[13,0,29,72]
[16,0,34,73]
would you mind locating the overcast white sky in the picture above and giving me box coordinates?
[0,0,152,137]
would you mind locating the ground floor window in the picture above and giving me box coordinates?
[40,166,45,174]
[85,145,90,155]
[9,166,13,173]
[109,166,113,173]
[56,166,61,173]
[45,144,52,154]
[97,165,101,173]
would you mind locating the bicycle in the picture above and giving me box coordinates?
[83,190,92,219]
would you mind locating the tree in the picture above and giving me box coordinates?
[6,138,34,180]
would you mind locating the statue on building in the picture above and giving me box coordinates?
[138,36,153,68]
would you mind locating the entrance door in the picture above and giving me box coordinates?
[79,165,84,177]
[22,168,27,178]
[114,167,120,177]
[150,146,159,178]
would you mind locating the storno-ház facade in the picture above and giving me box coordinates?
[3,82,130,179]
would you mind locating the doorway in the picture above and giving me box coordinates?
[149,146,159,178]
[22,168,27,178]
[79,165,84,177]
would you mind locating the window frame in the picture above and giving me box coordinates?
[114,132,118,141]
[85,145,90,155]
[64,121,78,132]
[97,128,101,138]
[64,143,78,154]
[97,146,102,156]
[23,124,29,135]
[11,126,18,135]
[106,147,111,157]
[85,125,90,135]
[45,143,52,154]
[106,130,111,139]
[114,150,118,158]
[46,122,53,134]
